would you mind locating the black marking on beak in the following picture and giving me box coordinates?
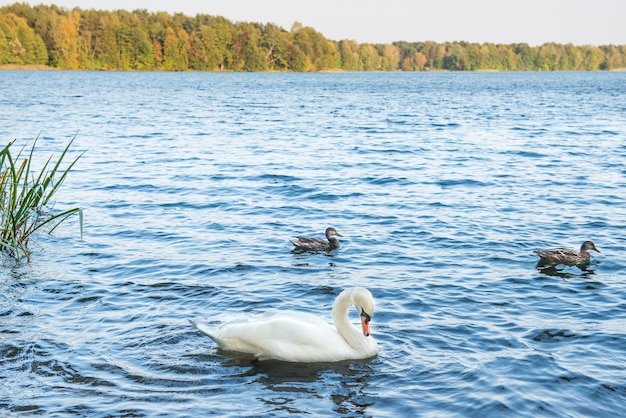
[361,308,371,324]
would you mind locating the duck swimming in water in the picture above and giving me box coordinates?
[291,227,343,251]
[534,241,600,266]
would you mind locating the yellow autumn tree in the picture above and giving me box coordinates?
[50,9,80,69]
[381,44,400,71]
[0,12,48,65]
[162,26,189,71]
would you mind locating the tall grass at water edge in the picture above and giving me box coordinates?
[0,136,83,262]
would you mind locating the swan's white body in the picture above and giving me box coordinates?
[190,287,378,363]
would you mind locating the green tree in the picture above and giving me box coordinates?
[187,31,208,70]
[212,21,234,70]
[535,43,559,71]
[94,13,122,69]
[600,44,624,70]
[498,43,517,70]
[579,45,602,70]
[422,41,446,69]
[380,43,399,71]
[292,25,338,71]
[359,43,380,70]
[232,22,265,71]
[92,12,151,70]
[513,43,534,70]
[0,22,11,63]
[285,43,306,71]
[443,42,469,70]
[260,23,291,70]
[339,39,359,70]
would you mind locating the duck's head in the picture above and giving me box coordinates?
[325,227,343,239]
[581,241,600,253]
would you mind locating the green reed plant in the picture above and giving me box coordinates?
[0,136,83,261]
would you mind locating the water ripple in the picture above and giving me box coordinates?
[1,71,625,416]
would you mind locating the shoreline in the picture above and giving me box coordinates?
[2,64,626,72]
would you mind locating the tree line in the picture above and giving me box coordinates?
[1,3,625,72]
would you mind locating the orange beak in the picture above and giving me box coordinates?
[360,315,371,337]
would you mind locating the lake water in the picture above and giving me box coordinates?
[1,70,625,417]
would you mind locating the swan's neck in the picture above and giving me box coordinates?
[332,290,369,352]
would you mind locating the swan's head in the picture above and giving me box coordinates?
[353,288,375,337]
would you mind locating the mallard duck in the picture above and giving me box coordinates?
[291,227,343,251]
[190,287,378,362]
[534,241,600,265]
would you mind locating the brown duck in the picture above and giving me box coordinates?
[291,227,343,251]
[534,241,600,265]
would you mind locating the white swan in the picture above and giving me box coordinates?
[190,287,378,363]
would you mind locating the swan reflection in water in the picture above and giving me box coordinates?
[232,357,376,416]
[212,352,372,416]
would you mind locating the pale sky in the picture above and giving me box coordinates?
[3,0,625,46]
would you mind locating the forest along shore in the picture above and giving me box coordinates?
[1,3,626,72]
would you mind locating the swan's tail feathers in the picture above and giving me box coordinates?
[189,319,217,341]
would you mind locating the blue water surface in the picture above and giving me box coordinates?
[1,70,625,417]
